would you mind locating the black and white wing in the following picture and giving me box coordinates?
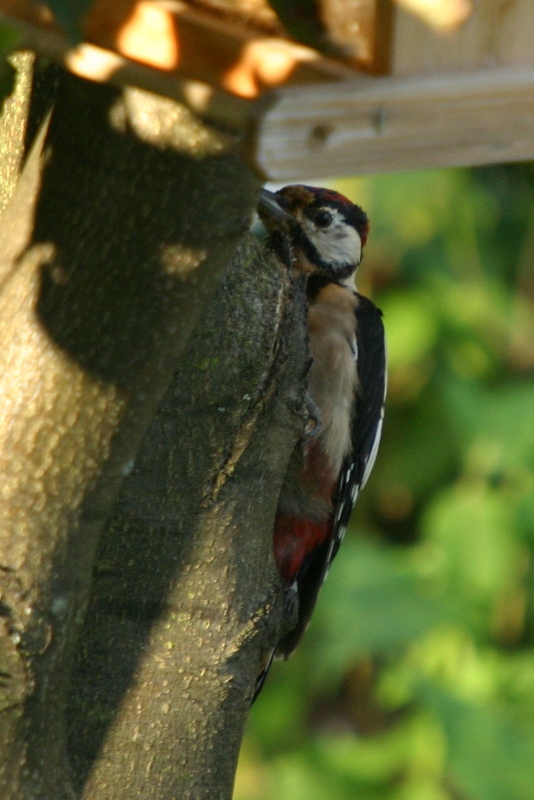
[329,293,387,562]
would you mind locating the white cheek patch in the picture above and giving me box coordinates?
[300,209,362,268]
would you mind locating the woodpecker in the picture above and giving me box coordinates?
[256,184,386,694]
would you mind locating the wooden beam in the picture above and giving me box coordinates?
[3,3,534,175]
[258,66,534,179]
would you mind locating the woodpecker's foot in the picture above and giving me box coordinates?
[303,356,314,377]
[303,391,322,437]
[301,358,321,435]
[286,388,322,436]
[277,581,300,650]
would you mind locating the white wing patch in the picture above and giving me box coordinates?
[361,412,384,490]
[361,345,387,488]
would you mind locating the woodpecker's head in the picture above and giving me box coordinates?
[258,184,369,281]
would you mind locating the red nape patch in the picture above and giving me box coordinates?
[316,188,352,206]
[273,515,331,584]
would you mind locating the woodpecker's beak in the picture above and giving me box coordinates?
[258,188,294,224]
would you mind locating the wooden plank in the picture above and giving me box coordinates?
[257,66,534,179]
[391,0,534,76]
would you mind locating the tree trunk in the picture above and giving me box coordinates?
[0,60,304,799]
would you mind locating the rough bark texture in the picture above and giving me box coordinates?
[0,60,301,800]
[69,236,308,800]
[0,52,34,216]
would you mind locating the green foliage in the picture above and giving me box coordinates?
[0,23,22,110]
[236,164,534,799]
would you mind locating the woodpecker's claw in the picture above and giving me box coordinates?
[285,388,322,436]
[303,391,322,437]
[303,356,314,377]
[300,359,321,435]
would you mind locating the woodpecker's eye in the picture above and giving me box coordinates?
[314,209,333,228]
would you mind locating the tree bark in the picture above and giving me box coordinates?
[70,235,307,800]
[0,62,301,800]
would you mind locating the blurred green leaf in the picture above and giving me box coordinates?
[315,712,445,787]
[310,541,456,683]
[375,387,459,497]
[0,25,22,112]
[380,290,438,370]
[423,483,522,611]
[421,684,534,800]
[0,21,22,54]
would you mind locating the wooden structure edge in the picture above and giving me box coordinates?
[260,66,534,178]
[1,3,534,178]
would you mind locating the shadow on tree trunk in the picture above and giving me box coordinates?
[0,60,305,800]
